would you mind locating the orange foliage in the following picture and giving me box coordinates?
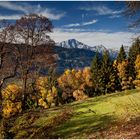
[2,83,22,118]
[58,67,93,101]
[117,60,132,90]
[35,77,57,108]
[133,55,140,87]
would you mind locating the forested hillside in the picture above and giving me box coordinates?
[0,1,140,138]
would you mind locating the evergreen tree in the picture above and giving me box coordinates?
[128,38,140,80]
[117,45,126,63]
[91,51,102,96]
[100,51,112,94]
[112,60,122,91]
[107,62,121,92]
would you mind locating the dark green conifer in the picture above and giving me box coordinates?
[107,64,121,92]
[128,38,140,80]
[117,45,126,63]
[91,51,102,96]
[100,51,111,94]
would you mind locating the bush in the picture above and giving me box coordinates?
[58,67,93,102]
[35,77,58,108]
[73,90,88,101]
[2,84,22,118]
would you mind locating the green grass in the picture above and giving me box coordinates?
[4,89,140,138]
[51,89,140,138]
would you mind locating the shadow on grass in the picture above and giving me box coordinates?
[52,113,117,139]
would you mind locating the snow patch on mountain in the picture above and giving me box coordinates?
[57,39,129,59]
[57,39,107,53]
[58,39,91,50]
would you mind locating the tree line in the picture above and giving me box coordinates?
[0,13,140,127]
[91,39,140,96]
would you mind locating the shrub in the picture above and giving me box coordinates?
[2,83,22,118]
[35,77,58,108]
[73,90,88,101]
[58,67,93,102]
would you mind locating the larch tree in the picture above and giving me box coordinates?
[117,60,132,90]
[133,54,140,88]
[9,14,56,109]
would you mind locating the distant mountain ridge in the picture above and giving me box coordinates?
[55,39,130,73]
[57,38,129,56]
[58,39,91,50]
[57,39,107,53]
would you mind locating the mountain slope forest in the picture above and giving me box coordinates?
[0,12,140,139]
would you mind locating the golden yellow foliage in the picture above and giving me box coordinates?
[133,55,140,87]
[58,67,93,101]
[73,90,88,101]
[2,83,22,118]
[35,77,58,109]
[113,60,118,68]
[117,61,131,90]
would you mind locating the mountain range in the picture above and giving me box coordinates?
[55,39,129,73]
[57,39,107,53]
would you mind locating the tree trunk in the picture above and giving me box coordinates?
[22,72,28,110]
[0,82,3,119]
[0,79,4,99]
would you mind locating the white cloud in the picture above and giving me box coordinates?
[51,28,138,49]
[39,9,65,20]
[0,2,65,20]
[0,2,28,13]
[0,14,21,20]
[63,19,98,27]
[83,19,97,25]
[80,5,122,17]
[63,23,80,27]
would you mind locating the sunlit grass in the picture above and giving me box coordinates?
[52,89,140,138]
[7,89,140,139]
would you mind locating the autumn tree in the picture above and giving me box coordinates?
[133,54,140,88]
[117,60,132,90]
[9,14,55,109]
[117,45,126,63]
[58,68,91,102]
[0,20,18,102]
[0,20,19,139]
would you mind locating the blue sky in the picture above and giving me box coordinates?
[0,1,139,49]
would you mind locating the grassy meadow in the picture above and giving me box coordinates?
[3,89,140,139]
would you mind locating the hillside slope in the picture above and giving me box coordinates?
[1,89,140,139]
[53,89,140,139]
